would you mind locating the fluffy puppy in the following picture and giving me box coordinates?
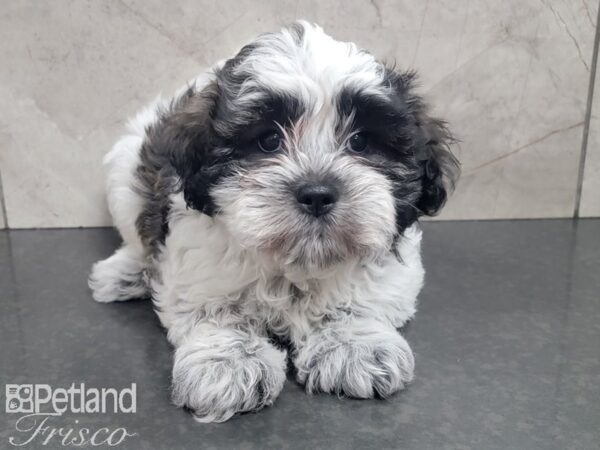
[89,22,459,423]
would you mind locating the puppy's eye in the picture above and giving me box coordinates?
[257,130,282,153]
[348,133,368,153]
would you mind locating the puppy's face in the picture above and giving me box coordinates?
[167,23,458,271]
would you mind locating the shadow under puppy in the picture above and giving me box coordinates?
[89,21,459,423]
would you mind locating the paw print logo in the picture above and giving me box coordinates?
[7,399,19,411]
[5,384,34,413]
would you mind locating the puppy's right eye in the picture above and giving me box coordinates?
[257,130,282,153]
[348,132,368,153]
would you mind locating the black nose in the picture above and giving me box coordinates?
[296,184,339,217]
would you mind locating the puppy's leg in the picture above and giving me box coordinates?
[292,227,422,398]
[171,323,287,423]
[294,317,414,398]
[88,245,148,303]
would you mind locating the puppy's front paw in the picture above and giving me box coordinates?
[172,329,287,423]
[295,324,414,398]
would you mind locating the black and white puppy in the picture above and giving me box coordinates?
[90,22,459,423]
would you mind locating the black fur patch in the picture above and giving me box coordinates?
[134,45,306,250]
[336,69,459,235]
[134,90,189,252]
[134,83,229,250]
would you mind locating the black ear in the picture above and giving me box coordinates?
[148,82,227,216]
[414,115,460,216]
[382,68,460,218]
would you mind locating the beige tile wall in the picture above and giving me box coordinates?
[0,0,598,228]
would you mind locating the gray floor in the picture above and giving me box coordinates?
[1,220,599,450]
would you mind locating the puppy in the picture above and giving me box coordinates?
[89,22,459,423]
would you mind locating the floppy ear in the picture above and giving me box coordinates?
[145,83,226,216]
[414,114,460,216]
[382,68,459,218]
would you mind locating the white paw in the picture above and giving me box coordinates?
[295,324,414,398]
[88,247,148,303]
[172,328,287,423]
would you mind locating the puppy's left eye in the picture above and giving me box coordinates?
[348,132,368,153]
[257,130,282,153]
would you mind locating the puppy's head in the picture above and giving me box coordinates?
[167,22,459,271]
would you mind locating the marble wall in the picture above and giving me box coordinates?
[0,0,598,228]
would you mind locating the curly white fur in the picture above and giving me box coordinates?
[172,325,287,423]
